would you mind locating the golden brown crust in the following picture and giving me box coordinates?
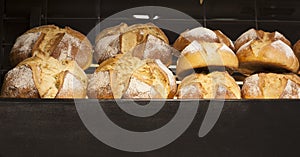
[234,28,291,51]
[293,40,300,72]
[242,73,300,99]
[26,25,59,33]
[177,71,241,99]
[176,41,239,79]
[55,71,87,98]
[214,30,235,51]
[173,27,234,51]
[236,38,299,75]
[88,54,176,99]
[2,55,88,98]
[87,71,114,99]
[9,25,93,70]
[95,23,128,43]
[123,23,169,44]
[9,32,44,67]
[120,23,169,54]
[94,23,171,65]
[130,34,174,66]
[1,65,39,98]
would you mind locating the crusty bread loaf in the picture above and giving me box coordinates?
[1,55,88,98]
[236,36,299,75]
[293,40,300,72]
[10,25,93,70]
[94,23,173,66]
[95,23,128,44]
[234,28,291,51]
[177,71,241,99]
[242,73,300,99]
[88,54,176,99]
[176,41,238,79]
[173,27,235,51]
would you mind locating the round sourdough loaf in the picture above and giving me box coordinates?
[236,31,299,75]
[293,40,300,72]
[176,71,241,99]
[242,73,300,99]
[173,27,235,51]
[176,41,238,79]
[234,28,291,51]
[87,54,176,99]
[1,55,88,98]
[94,23,174,66]
[10,25,93,70]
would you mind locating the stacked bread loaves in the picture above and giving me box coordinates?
[3,23,300,100]
[1,25,91,99]
[174,27,241,99]
[94,23,175,66]
[236,29,300,99]
[10,25,93,70]
[88,23,177,99]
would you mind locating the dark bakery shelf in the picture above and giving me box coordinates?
[0,98,300,156]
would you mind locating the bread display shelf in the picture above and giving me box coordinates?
[0,98,300,156]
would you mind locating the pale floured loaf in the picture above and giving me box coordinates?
[176,40,238,79]
[173,27,235,51]
[10,25,93,70]
[242,73,300,99]
[177,71,241,99]
[94,23,173,66]
[1,55,88,98]
[87,54,177,99]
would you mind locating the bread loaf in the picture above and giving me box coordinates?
[236,33,299,75]
[10,25,93,70]
[94,23,173,66]
[242,73,300,99]
[293,40,300,72]
[95,23,128,44]
[177,71,241,99]
[173,27,235,51]
[234,28,291,51]
[1,55,88,98]
[88,54,176,99]
[176,41,238,79]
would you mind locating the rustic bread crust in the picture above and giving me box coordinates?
[1,56,88,98]
[176,41,238,79]
[242,73,300,99]
[234,28,291,51]
[173,27,234,51]
[236,38,299,75]
[177,71,241,99]
[1,65,39,98]
[293,40,300,73]
[88,54,176,99]
[94,23,172,66]
[10,25,93,70]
